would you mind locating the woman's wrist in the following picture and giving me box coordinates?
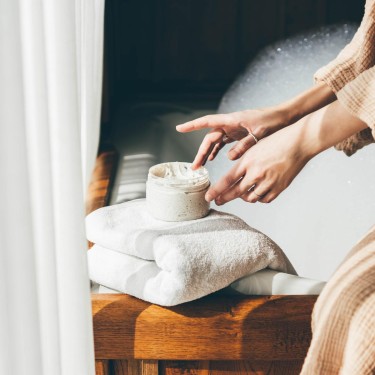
[253,106,291,139]
[243,82,336,142]
[276,81,337,127]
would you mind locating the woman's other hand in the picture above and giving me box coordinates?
[176,107,288,169]
[205,123,311,205]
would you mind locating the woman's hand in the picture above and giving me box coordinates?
[176,82,336,170]
[206,123,311,205]
[205,101,368,205]
[176,107,289,169]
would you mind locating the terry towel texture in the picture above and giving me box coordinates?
[86,199,296,306]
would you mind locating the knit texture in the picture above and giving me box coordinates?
[300,225,375,374]
[301,5,375,369]
[314,0,375,156]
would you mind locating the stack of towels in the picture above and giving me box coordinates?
[85,199,326,306]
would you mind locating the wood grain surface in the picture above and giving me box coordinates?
[86,147,117,248]
[160,360,304,375]
[96,360,110,375]
[105,0,365,101]
[86,148,117,217]
[92,293,316,360]
[107,359,304,375]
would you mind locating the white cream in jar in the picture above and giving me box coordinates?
[146,162,210,221]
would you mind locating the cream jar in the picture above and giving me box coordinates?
[146,162,210,221]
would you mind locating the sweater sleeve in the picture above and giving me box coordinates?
[314,0,375,156]
[314,0,375,93]
[334,67,375,156]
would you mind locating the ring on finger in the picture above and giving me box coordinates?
[249,131,259,144]
[253,190,266,198]
[222,135,232,144]
[248,185,266,199]
[247,184,256,192]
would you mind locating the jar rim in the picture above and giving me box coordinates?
[148,162,209,188]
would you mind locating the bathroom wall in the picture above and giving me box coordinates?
[104,0,365,105]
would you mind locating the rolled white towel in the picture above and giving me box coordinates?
[86,199,296,306]
[228,269,326,295]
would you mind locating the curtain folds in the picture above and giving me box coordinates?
[0,0,105,374]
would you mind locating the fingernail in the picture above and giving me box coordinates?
[215,199,223,206]
[205,193,213,202]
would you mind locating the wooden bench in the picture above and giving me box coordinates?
[88,148,317,375]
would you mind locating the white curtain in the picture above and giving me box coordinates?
[0,0,105,374]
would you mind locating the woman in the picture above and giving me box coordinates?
[176,1,375,374]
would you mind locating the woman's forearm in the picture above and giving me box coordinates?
[176,81,339,168]
[277,81,337,127]
[296,100,369,160]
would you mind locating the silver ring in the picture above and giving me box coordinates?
[249,185,264,198]
[248,184,256,192]
[253,190,265,198]
[249,131,259,143]
[222,135,231,143]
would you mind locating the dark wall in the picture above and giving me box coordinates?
[104,0,365,105]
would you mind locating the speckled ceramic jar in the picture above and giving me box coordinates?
[146,162,210,221]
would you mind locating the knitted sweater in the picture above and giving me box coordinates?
[314,0,375,156]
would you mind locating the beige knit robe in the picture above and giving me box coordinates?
[315,0,375,156]
[300,1,375,374]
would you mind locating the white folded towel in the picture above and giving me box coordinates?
[90,269,326,296]
[86,199,296,306]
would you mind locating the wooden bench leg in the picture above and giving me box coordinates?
[142,360,159,375]
[110,360,159,375]
[96,360,110,375]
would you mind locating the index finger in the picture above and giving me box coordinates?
[176,114,227,133]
